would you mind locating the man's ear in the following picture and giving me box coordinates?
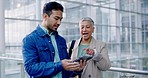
[43,13,48,20]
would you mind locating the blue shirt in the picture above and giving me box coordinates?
[39,25,62,78]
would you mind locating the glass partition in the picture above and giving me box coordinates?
[0,0,147,78]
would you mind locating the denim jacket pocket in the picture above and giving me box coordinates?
[38,46,50,52]
[37,46,52,61]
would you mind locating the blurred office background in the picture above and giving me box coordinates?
[0,0,148,78]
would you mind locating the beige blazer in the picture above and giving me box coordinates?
[67,37,111,78]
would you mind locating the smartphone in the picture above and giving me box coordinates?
[73,56,93,62]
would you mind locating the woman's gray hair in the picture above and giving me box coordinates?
[79,17,94,26]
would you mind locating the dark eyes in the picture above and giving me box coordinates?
[54,17,59,20]
[81,26,90,29]
[54,17,62,21]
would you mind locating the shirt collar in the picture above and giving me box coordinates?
[39,24,53,36]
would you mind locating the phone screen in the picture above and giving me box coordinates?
[73,56,93,62]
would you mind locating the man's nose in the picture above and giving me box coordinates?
[57,19,61,25]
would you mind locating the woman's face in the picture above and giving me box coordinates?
[79,20,94,40]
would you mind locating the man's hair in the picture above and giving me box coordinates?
[43,2,64,16]
[80,17,94,26]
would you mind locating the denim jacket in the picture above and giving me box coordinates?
[22,25,70,78]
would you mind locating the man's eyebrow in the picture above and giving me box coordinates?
[55,16,62,19]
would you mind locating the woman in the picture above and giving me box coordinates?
[67,17,111,78]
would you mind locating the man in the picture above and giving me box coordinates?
[22,2,82,78]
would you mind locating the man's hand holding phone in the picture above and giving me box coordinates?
[72,56,93,71]
[62,59,87,71]
[62,59,80,71]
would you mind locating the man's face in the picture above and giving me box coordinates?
[79,21,94,40]
[44,10,63,32]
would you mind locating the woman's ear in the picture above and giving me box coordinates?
[92,26,95,33]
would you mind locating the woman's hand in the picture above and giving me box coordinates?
[83,48,95,55]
